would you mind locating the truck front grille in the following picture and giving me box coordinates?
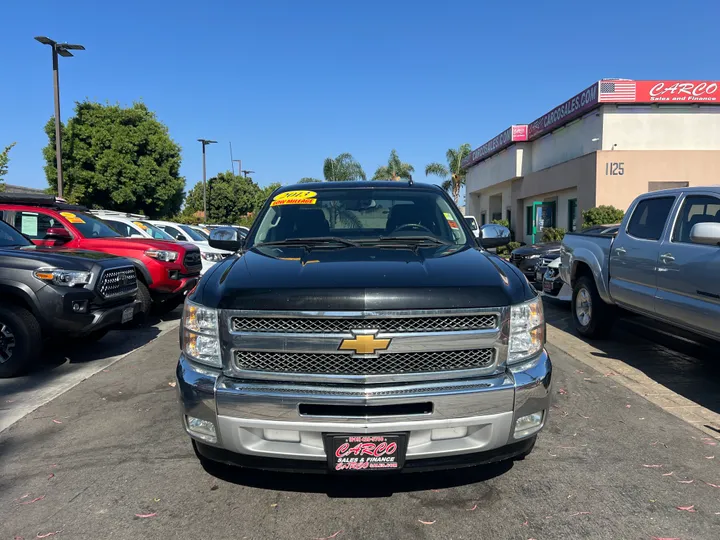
[231,314,497,333]
[183,250,202,271]
[233,348,495,376]
[97,267,137,299]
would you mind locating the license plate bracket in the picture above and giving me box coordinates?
[325,433,408,472]
[121,306,134,324]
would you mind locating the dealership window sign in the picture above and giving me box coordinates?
[462,125,528,168]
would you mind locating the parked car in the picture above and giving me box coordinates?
[540,258,572,301]
[0,194,201,318]
[90,211,177,241]
[177,181,551,474]
[146,220,231,274]
[0,219,140,377]
[510,242,562,283]
[464,216,480,238]
[561,187,720,340]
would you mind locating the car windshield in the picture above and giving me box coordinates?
[179,225,207,242]
[64,211,122,238]
[0,220,32,248]
[134,221,175,240]
[249,188,468,247]
[464,217,478,230]
[191,227,210,240]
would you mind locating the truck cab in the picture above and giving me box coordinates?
[176,182,552,474]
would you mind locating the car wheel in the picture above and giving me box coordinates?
[572,276,614,339]
[0,305,42,378]
[133,282,152,326]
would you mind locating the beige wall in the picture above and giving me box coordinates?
[466,180,513,225]
[594,150,720,210]
[531,111,602,172]
[465,145,524,194]
[603,106,720,151]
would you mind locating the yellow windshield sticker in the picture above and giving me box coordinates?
[271,190,317,207]
[133,221,148,230]
[59,211,85,224]
[443,212,459,229]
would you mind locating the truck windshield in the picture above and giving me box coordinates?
[63,212,122,238]
[135,221,175,240]
[0,220,32,247]
[249,188,468,247]
[179,225,207,242]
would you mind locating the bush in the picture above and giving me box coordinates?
[491,219,509,228]
[496,241,521,259]
[582,205,624,228]
[541,227,566,242]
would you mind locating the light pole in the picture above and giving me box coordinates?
[197,139,217,221]
[35,36,85,199]
[241,169,255,178]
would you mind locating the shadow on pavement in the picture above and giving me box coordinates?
[543,298,720,420]
[201,459,514,497]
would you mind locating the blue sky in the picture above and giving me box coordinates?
[2,0,719,200]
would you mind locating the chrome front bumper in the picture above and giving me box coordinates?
[176,350,552,465]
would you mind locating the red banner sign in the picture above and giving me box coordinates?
[462,125,528,168]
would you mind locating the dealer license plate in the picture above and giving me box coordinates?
[121,306,134,324]
[535,270,544,282]
[327,434,407,472]
[543,280,553,293]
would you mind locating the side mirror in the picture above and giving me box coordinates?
[479,224,511,248]
[45,227,71,240]
[690,222,720,246]
[209,226,243,252]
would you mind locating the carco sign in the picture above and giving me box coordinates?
[527,84,599,140]
[639,81,719,102]
[462,125,528,168]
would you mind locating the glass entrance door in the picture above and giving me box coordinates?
[529,201,556,243]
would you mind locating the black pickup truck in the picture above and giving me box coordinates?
[177,181,552,474]
[0,220,140,377]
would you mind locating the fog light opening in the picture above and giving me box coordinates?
[263,429,301,443]
[186,415,217,443]
[72,300,88,313]
[514,411,544,439]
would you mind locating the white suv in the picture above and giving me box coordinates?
[147,220,232,274]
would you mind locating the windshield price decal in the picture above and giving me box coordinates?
[60,211,85,224]
[271,190,317,207]
[443,212,460,229]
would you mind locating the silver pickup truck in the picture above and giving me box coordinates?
[560,186,720,340]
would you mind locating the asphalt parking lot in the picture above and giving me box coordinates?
[1,302,719,540]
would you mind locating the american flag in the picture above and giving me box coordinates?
[599,81,637,102]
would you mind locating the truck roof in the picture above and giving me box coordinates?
[278,181,443,192]
[635,185,720,197]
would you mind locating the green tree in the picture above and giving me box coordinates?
[582,205,625,228]
[323,153,366,182]
[298,177,322,183]
[42,101,185,217]
[0,142,17,192]
[372,149,414,181]
[424,143,472,204]
[541,227,566,242]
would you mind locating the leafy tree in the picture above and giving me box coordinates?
[323,153,366,182]
[425,143,471,204]
[541,227,566,242]
[491,219,509,228]
[42,101,185,217]
[582,205,625,228]
[298,177,323,183]
[0,142,17,192]
[372,149,414,181]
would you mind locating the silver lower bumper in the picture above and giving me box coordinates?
[176,350,552,464]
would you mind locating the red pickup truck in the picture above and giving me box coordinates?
[0,194,201,318]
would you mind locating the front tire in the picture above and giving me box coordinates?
[572,276,614,338]
[133,281,152,325]
[0,305,42,378]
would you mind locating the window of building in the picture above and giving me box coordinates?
[506,209,511,228]
[526,206,533,235]
[480,212,486,226]
[568,199,578,232]
[671,195,720,244]
[491,212,502,222]
[626,197,675,241]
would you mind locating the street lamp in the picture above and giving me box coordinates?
[197,139,217,221]
[35,36,85,199]
[241,170,255,178]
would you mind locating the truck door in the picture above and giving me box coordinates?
[608,196,675,315]
[655,193,720,339]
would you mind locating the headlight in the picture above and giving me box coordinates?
[201,252,225,262]
[33,268,92,287]
[145,249,179,262]
[526,254,541,259]
[508,296,545,365]
[182,300,221,368]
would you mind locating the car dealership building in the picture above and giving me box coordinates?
[464,80,720,244]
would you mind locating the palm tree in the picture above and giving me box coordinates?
[372,149,414,181]
[425,143,472,204]
[323,153,366,182]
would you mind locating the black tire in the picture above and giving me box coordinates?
[0,305,42,378]
[572,276,614,339]
[134,281,152,325]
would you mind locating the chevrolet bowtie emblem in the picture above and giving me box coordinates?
[339,334,391,356]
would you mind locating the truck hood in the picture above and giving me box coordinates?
[194,244,536,311]
[0,245,122,270]
[80,237,195,253]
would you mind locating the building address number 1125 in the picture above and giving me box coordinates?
[605,162,625,176]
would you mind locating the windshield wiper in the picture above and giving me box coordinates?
[371,235,452,246]
[254,237,360,249]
